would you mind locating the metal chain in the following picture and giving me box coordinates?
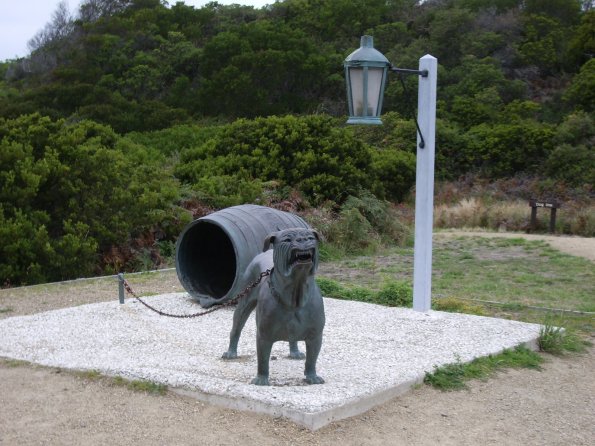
[121,269,272,318]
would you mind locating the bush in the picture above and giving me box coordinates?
[303,190,412,257]
[175,115,385,205]
[0,114,189,285]
[465,121,555,177]
[315,277,412,307]
[332,206,380,252]
[192,175,264,208]
[564,59,595,112]
[370,148,416,202]
[375,281,413,307]
[545,144,595,187]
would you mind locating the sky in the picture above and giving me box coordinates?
[0,0,273,61]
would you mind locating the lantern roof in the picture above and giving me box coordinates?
[344,36,390,67]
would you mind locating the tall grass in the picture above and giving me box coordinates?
[434,197,594,236]
[432,175,594,236]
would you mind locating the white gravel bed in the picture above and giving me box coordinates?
[0,293,542,430]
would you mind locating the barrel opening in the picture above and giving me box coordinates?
[177,222,236,299]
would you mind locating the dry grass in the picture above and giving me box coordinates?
[434,197,594,236]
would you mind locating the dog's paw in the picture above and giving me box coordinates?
[221,350,238,360]
[304,374,325,385]
[288,350,306,360]
[251,375,270,386]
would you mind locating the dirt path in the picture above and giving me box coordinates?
[1,232,594,445]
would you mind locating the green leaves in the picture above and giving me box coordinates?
[175,115,378,205]
[0,114,188,285]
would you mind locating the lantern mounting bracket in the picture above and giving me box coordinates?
[390,67,428,77]
[390,65,428,148]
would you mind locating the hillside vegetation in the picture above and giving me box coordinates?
[0,0,593,286]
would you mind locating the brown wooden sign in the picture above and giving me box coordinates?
[529,199,561,233]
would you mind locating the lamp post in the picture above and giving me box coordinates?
[344,36,437,312]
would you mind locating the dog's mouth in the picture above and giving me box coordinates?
[289,249,315,266]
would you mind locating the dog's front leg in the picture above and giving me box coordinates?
[304,336,324,384]
[251,335,273,386]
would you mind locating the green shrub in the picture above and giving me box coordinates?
[370,148,416,202]
[465,121,555,177]
[331,207,380,253]
[192,175,264,208]
[375,281,413,307]
[125,123,224,156]
[0,114,188,285]
[316,277,343,297]
[316,277,412,307]
[175,115,377,205]
[564,59,595,112]
[545,144,594,187]
[304,190,412,258]
[341,190,412,245]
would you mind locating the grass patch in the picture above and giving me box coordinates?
[499,302,527,311]
[424,345,543,391]
[2,359,30,368]
[320,236,593,319]
[0,307,14,314]
[112,376,168,395]
[73,369,103,380]
[319,237,593,336]
[538,316,589,354]
[432,297,485,316]
[317,277,412,307]
[432,237,594,313]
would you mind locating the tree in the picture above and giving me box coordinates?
[28,1,75,53]
[564,59,595,111]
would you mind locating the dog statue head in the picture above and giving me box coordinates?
[263,228,320,278]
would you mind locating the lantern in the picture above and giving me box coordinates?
[344,35,390,125]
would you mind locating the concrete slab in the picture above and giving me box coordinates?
[0,294,542,430]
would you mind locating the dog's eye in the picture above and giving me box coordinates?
[282,238,291,243]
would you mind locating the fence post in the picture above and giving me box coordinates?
[118,273,125,304]
[549,207,557,233]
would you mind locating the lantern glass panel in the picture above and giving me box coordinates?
[348,67,364,116]
[348,67,384,117]
[366,67,384,116]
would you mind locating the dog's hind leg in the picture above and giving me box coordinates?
[221,296,257,359]
[304,336,324,384]
[288,341,305,359]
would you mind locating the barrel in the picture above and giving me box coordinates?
[175,204,310,307]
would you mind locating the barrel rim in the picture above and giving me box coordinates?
[175,204,311,305]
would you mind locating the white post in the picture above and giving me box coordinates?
[412,54,437,312]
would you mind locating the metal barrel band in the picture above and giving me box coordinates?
[120,269,272,318]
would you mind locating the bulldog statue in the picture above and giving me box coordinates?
[222,228,325,386]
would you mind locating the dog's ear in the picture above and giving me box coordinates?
[263,233,277,252]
